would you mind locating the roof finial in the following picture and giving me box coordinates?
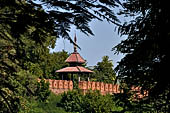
[74,32,77,52]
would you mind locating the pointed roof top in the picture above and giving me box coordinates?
[65,34,85,64]
[74,34,77,53]
[65,52,86,64]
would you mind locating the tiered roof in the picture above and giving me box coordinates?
[56,66,93,73]
[56,35,93,74]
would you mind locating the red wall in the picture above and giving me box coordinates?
[38,79,147,98]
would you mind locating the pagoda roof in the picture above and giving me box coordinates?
[56,66,93,73]
[65,52,86,64]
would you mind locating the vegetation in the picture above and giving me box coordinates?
[0,0,54,112]
[114,0,170,112]
[1,0,169,112]
[59,90,123,113]
[92,56,116,83]
[19,93,68,113]
[35,79,50,102]
[0,0,120,112]
[38,50,69,79]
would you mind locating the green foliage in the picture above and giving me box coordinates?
[113,92,158,113]
[19,93,68,113]
[60,90,83,112]
[36,0,120,42]
[38,50,69,79]
[93,56,116,83]
[60,90,123,113]
[114,0,170,112]
[35,79,50,102]
[0,0,120,112]
[0,0,55,112]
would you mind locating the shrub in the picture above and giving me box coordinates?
[35,79,50,102]
[60,90,123,113]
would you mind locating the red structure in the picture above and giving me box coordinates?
[65,51,86,64]
[43,35,148,97]
[56,66,93,73]
[56,35,93,81]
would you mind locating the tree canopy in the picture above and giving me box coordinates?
[114,0,170,112]
[93,56,116,83]
[33,0,120,42]
[43,51,69,79]
[0,0,120,112]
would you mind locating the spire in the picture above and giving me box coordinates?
[74,33,77,52]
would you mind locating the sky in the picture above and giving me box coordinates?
[35,0,130,68]
[51,20,127,68]
[48,0,132,68]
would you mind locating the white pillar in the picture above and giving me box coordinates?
[78,75,80,82]
[88,77,89,81]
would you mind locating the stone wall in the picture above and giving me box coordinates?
[38,79,147,98]
[78,81,121,95]
[38,79,73,95]
[38,79,121,95]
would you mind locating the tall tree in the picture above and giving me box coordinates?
[0,0,55,112]
[114,0,170,111]
[0,0,120,112]
[93,56,116,83]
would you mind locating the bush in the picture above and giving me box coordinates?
[35,79,51,102]
[19,93,68,113]
[60,90,123,113]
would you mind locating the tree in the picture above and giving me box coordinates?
[0,0,55,112]
[1,0,120,112]
[33,0,121,43]
[93,56,116,83]
[114,0,170,112]
[38,50,69,79]
[35,79,50,102]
